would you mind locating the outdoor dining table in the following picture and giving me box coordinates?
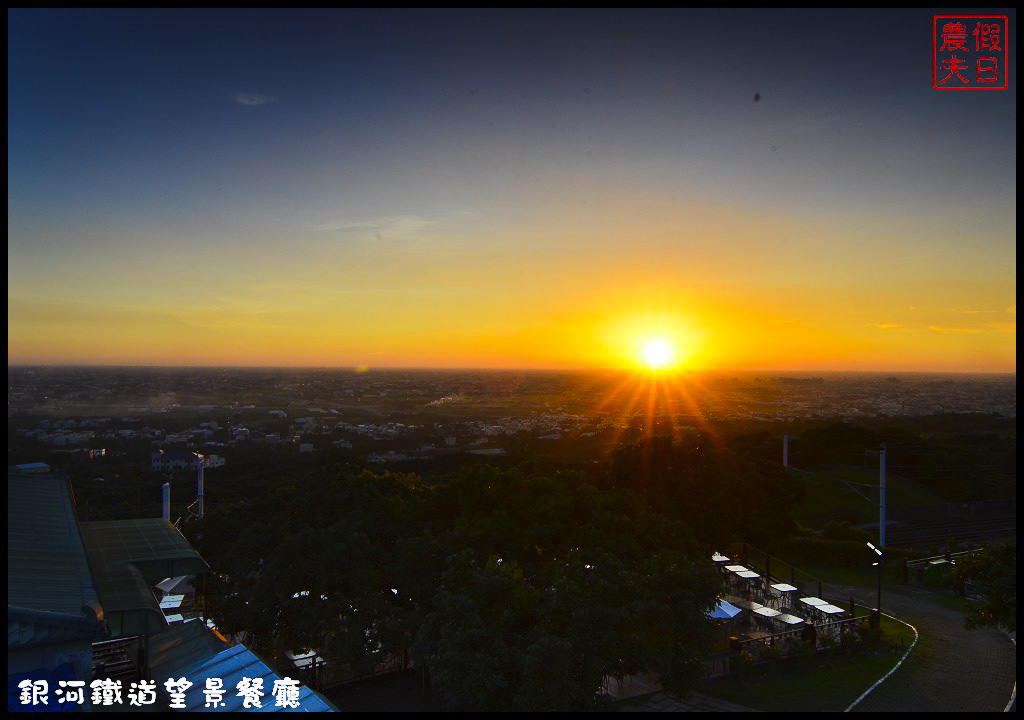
[752,606,782,618]
[735,570,760,579]
[818,604,845,615]
[159,594,185,609]
[799,596,828,607]
[775,613,805,625]
[764,582,797,609]
[712,553,731,563]
[724,565,749,573]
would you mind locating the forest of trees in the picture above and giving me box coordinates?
[185,432,803,710]
[39,411,1011,709]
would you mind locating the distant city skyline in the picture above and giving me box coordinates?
[8,9,1016,372]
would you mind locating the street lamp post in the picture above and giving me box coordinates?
[867,541,883,627]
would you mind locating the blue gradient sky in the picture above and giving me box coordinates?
[8,9,1016,370]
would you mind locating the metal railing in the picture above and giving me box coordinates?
[726,541,880,611]
[293,650,407,691]
[707,542,883,679]
[905,548,979,570]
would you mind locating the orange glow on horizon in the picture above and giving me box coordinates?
[6,272,1015,372]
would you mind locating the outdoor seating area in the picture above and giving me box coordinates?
[709,548,869,671]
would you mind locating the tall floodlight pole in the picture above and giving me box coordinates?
[867,541,883,625]
[878,444,886,548]
[783,434,790,469]
[197,457,205,519]
[863,444,888,550]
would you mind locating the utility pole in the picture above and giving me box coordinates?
[879,444,886,548]
[783,434,789,468]
[867,541,883,626]
[863,444,887,549]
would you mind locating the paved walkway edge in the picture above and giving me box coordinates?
[843,612,919,712]
[1002,634,1016,713]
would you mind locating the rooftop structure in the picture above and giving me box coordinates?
[8,471,108,703]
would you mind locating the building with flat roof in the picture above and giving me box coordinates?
[151,450,204,471]
[8,468,334,711]
[8,471,107,696]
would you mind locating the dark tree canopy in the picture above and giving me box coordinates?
[950,543,1016,632]
[607,433,802,547]
[189,459,724,710]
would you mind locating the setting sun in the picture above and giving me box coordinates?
[641,338,675,370]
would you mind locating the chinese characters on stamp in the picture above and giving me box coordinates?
[934,15,1009,90]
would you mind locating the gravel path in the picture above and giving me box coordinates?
[831,582,1016,713]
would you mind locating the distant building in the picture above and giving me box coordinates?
[8,469,212,710]
[367,451,408,463]
[152,450,204,471]
[204,454,226,468]
[299,443,315,453]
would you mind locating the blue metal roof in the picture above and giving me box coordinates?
[710,599,743,619]
[7,662,77,713]
[155,644,335,712]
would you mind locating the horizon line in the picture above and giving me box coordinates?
[6,363,1017,376]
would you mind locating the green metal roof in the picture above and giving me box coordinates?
[8,606,102,650]
[79,519,210,638]
[8,473,99,614]
[8,472,103,651]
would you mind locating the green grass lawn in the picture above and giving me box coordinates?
[792,466,942,527]
[787,561,905,588]
[790,560,976,619]
[699,615,916,712]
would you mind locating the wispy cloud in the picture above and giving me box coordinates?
[230,91,278,107]
[872,323,902,330]
[928,326,982,334]
[311,215,435,240]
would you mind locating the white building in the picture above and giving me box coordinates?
[152,450,204,471]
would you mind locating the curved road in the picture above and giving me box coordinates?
[833,582,1016,713]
